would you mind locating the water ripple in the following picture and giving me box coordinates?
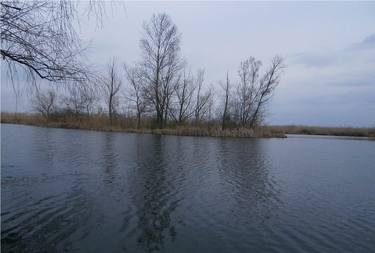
[2,124,375,252]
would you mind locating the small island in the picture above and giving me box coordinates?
[1,112,374,138]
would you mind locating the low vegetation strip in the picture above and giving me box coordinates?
[265,125,375,138]
[3,113,375,138]
[0,113,286,138]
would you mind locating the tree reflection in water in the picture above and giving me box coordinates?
[130,135,180,252]
[216,138,282,224]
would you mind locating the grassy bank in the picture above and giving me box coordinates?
[3,113,374,138]
[0,112,285,138]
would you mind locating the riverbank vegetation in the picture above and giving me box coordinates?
[2,113,374,138]
[0,112,286,138]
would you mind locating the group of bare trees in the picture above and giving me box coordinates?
[123,13,284,129]
[31,59,123,125]
[125,64,214,128]
[121,13,215,128]
[31,89,57,119]
[32,83,96,119]
[222,55,285,129]
[2,4,284,129]
[62,84,97,117]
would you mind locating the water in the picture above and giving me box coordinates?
[1,124,375,253]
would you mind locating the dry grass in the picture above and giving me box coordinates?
[2,113,373,138]
[1,112,286,138]
[4,112,373,138]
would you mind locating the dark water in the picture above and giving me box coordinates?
[1,124,375,253]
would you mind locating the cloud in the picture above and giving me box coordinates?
[270,33,375,126]
[350,33,375,50]
[291,32,375,68]
[326,72,375,87]
[286,33,375,89]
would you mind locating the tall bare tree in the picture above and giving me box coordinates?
[249,56,284,127]
[102,58,122,126]
[124,64,147,128]
[235,57,261,126]
[231,56,284,128]
[194,69,212,122]
[139,13,183,128]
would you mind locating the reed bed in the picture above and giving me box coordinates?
[4,112,373,138]
[0,112,285,138]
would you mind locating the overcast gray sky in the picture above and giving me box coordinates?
[1,1,375,127]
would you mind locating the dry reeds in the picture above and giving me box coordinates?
[0,112,286,138]
[5,113,373,138]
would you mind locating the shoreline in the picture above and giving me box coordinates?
[0,114,286,139]
[2,113,374,139]
[266,125,375,138]
[0,122,286,139]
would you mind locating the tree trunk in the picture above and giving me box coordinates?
[137,112,141,129]
[222,72,229,131]
[109,94,113,127]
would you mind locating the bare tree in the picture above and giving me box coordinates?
[62,83,97,116]
[139,13,183,128]
[102,58,122,126]
[194,69,212,122]
[172,69,195,123]
[207,86,215,121]
[221,72,230,130]
[81,84,98,116]
[0,1,107,83]
[32,88,57,119]
[162,62,179,124]
[235,57,261,126]
[231,56,284,128]
[249,56,284,127]
[124,64,147,128]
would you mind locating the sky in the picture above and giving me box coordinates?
[1,1,375,127]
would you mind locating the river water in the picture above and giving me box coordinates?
[1,124,375,253]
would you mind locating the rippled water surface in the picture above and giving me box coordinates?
[2,124,375,253]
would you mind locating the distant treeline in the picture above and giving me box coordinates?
[267,125,375,138]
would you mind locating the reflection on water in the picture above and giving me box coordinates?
[2,124,375,253]
[216,139,281,223]
[130,136,179,252]
[102,134,118,185]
